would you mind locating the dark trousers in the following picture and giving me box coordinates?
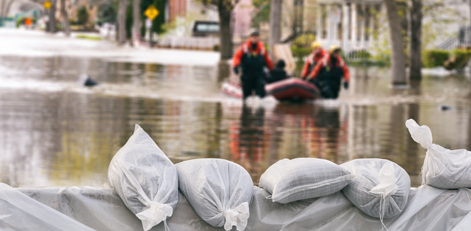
[309,67,342,99]
[241,74,266,100]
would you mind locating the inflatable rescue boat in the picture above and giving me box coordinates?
[222,78,320,101]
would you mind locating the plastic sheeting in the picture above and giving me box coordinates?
[3,183,471,231]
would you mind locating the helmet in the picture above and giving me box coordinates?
[249,28,260,37]
[330,45,341,53]
[311,41,322,49]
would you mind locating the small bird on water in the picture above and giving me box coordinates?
[77,74,99,87]
[440,105,451,111]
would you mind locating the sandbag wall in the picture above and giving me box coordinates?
[107,120,471,231]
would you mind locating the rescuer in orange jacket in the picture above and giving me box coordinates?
[233,29,274,100]
[306,45,350,99]
[301,41,327,79]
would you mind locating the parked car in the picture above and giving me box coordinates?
[192,21,219,37]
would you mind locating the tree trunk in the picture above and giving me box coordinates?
[132,0,141,46]
[384,0,407,85]
[118,0,128,45]
[218,0,233,60]
[48,0,57,33]
[409,0,422,80]
[0,0,6,18]
[269,0,282,59]
[0,0,13,18]
[60,0,70,37]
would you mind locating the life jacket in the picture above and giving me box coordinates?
[239,42,267,75]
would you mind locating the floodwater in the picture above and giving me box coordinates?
[0,55,471,188]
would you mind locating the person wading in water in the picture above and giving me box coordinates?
[300,41,326,80]
[232,29,274,101]
[305,45,350,99]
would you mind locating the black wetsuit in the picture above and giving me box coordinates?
[309,57,343,99]
[240,52,267,99]
[267,68,288,84]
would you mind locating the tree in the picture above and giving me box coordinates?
[118,0,127,44]
[60,0,70,36]
[202,0,236,60]
[132,0,141,45]
[97,1,117,25]
[77,5,89,26]
[251,0,270,29]
[0,0,14,20]
[384,0,407,85]
[409,0,422,80]
[48,0,58,33]
[269,0,282,58]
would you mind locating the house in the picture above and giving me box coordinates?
[282,0,470,54]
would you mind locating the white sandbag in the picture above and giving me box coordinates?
[176,159,253,231]
[108,124,178,231]
[341,158,410,219]
[259,158,353,203]
[406,119,471,189]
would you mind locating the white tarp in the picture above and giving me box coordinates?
[6,183,471,231]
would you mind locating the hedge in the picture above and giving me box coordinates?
[423,49,450,68]
[291,47,311,61]
[444,50,471,70]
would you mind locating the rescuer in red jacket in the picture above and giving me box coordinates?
[306,45,350,99]
[233,30,274,100]
[301,41,327,79]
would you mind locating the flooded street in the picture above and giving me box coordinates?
[1,34,471,188]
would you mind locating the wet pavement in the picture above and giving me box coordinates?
[1,31,471,188]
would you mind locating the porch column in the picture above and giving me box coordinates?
[360,4,366,49]
[317,4,323,40]
[326,4,332,41]
[342,3,349,52]
[332,5,339,42]
[351,3,357,48]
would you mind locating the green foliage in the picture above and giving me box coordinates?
[15,17,36,28]
[292,34,316,48]
[77,6,90,26]
[356,50,371,59]
[291,46,311,62]
[423,49,471,70]
[76,34,102,40]
[444,49,471,70]
[423,49,449,68]
[141,0,166,35]
[251,0,270,28]
[97,2,116,26]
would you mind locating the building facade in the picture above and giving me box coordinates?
[296,0,471,53]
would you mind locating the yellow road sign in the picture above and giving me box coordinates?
[43,0,52,9]
[144,5,159,21]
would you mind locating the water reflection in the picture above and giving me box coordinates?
[0,56,470,188]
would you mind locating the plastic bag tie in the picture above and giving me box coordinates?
[370,162,398,231]
[223,202,250,231]
[136,201,173,231]
[370,162,398,197]
[405,119,433,149]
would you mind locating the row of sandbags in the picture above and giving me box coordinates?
[108,118,471,231]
